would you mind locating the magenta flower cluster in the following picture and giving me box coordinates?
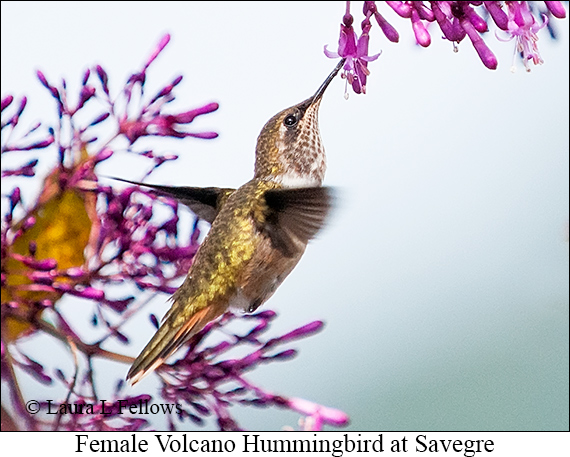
[326,1,567,95]
[1,35,348,431]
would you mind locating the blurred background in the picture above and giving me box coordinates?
[1,1,568,430]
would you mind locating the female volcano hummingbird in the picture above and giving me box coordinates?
[124,59,345,384]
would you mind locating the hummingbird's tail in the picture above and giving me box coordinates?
[126,304,221,385]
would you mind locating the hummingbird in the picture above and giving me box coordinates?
[124,58,345,385]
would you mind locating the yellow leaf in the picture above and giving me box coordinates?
[2,163,97,342]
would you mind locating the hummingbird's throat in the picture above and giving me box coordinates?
[274,105,326,186]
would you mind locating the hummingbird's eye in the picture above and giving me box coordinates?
[284,114,298,127]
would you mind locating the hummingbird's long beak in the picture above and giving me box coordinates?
[311,58,346,105]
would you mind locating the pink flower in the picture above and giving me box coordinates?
[325,15,381,96]
[499,1,548,71]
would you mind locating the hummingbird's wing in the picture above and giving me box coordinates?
[263,186,334,258]
[112,177,235,224]
[126,183,334,385]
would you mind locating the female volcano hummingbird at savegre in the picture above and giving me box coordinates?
[123,59,345,385]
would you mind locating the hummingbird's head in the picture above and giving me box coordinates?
[254,59,345,187]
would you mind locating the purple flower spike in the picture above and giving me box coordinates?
[386,1,412,18]
[340,22,359,57]
[185,131,219,139]
[325,15,381,96]
[94,147,113,163]
[544,1,566,18]
[27,138,54,150]
[36,70,49,88]
[278,320,324,343]
[252,310,277,320]
[75,286,105,300]
[64,267,85,278]
[144,33,171,70]
[1,95,14,112]
[432,2,464,41]
[373,10,400,42]
[10,187,21,210]
[243,320,269,340]
[270,349,297,360]
[30,270,55,285]
[36,71,61,103]
[19,355,52,385]
[466,7,489,33]
[179,102,219,122]
[75,85,96,112]
[149,75,184,104]
[103,297,133,313]
[23,216,36,230]
[287,397,350,429]
[461,17,498,69]
[16,96,27,117]
[484,1,509,30]
[2,158,39,177]
[95,65,109,95]
[412,1,435,21]
[411,8,432,47]
[39,299,53,308]
[82,68,91,86]
[149,314,160,330]
[119,101,219,143]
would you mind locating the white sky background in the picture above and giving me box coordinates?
[1,1,569,430]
